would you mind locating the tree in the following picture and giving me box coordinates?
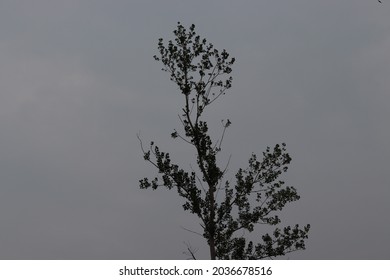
[138,22,310,260]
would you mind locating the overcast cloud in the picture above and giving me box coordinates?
[0,0,389,259]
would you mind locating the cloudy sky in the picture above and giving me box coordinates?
[0,0,389,260]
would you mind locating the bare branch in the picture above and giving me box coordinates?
[180,225,203,237]
[183,241,198,260]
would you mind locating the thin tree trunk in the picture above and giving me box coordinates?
[209,187,216,260]
[209,238,216,260]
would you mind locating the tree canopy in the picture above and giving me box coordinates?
[139,23,310,260]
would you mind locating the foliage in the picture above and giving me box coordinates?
[139,22,310,259]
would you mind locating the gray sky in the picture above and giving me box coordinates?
[0,0,389,259]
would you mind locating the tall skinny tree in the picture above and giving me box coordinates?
[139,23,310,260]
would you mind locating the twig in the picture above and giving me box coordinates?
[180,225,203,237]
[183,241,198,260]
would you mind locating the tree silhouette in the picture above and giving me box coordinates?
[139,23,310,260]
